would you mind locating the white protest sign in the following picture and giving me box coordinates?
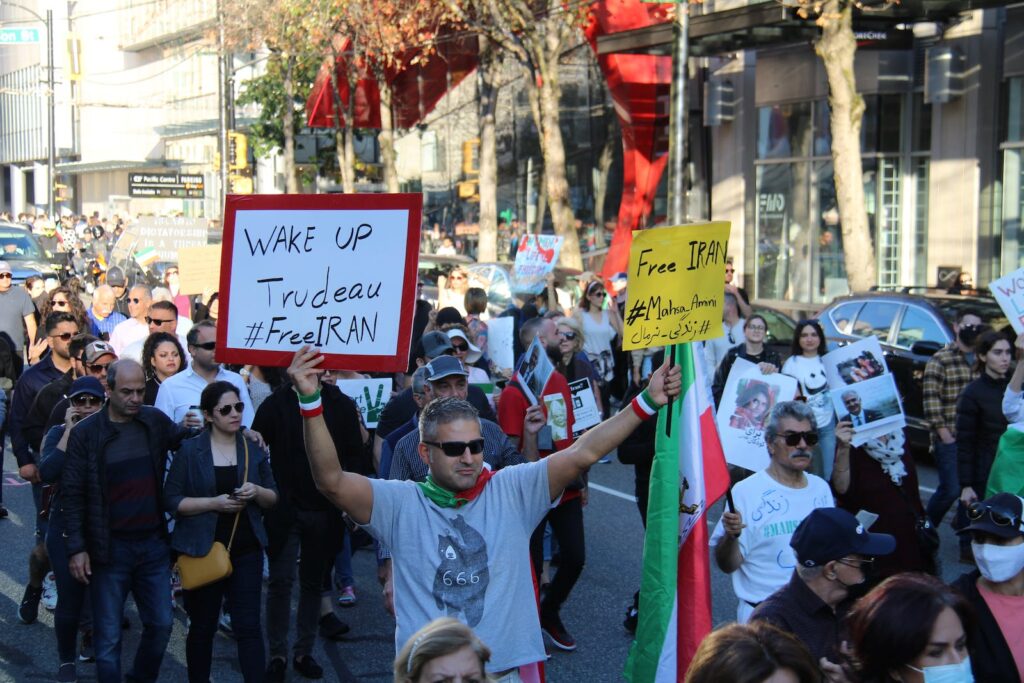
[512,234,563,294]
[486,316,515,373]
[569,378,601,438]
[822,337,905,446]
[716,359,798,471]
[218,194,422,371]
[336,378,392,429]
[990,268,1024,334]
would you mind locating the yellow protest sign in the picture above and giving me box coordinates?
[622,221,731,350]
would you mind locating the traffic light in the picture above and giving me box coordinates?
[457,180,479,202]
[461,139,479,176]
[228,131,249,171]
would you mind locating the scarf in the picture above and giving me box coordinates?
[417,468,495,508]
[862,429,907,485]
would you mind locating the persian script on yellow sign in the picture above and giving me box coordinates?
[622,221,732,351]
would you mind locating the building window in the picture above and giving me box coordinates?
[1001,77,1024,271]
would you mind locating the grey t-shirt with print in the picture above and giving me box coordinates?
[365,460,551,673]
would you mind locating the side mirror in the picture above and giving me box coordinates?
[911,340,943,357]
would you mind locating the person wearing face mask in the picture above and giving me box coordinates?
[952,493,1024,682]
[956,330,1012,562]
[751,507,895,679]
[847,573,975,683]
[923,309,985,534]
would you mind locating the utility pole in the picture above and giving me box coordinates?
[667,0,689,226]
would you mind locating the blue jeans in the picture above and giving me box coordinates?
[90,535,173,683]
[813,421,837,482]
[926,438,960,529]
[183,551,265,683]
[46,508,92,664]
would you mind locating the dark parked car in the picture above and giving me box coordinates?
[817,289,1011,455]
[0,221,62,284]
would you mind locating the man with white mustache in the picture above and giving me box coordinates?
[711,400,835,623]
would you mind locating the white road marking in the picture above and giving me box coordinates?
[589,482,637,502]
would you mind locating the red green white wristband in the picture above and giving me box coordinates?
[631,389,658,420]
[296,387,323,419]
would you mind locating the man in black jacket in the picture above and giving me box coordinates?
[253,379,370,682]
[952,492,1024,682]
[62,360,191,683]
[22,335,101,453]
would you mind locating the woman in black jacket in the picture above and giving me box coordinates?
[958,330,1013,511]
[164,381,278,683]
[711,315,781,406]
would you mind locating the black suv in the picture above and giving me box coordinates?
[817,289,1010,455]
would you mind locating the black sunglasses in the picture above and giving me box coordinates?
[130,297,146,304]
[451,343,469,352]
[52,299,69,307]
[216,402,245,417]
[0,273,12,280]
[86,362,112,374]
[560,331,578,341]
[967,502,1021,529]
[50,332,74,341]
[423,438,486,457]
[780,431,819,447]
[145,316,175,326]
[71,394,103,407]
[193,341,216,351]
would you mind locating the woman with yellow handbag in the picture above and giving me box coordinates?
[164,381,277,683]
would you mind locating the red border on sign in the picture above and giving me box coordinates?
[217,193,422,371]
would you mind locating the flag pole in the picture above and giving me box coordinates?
[666,345,676,436]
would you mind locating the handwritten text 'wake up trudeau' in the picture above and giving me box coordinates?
[239,223,380,348]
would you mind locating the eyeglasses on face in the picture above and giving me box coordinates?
[215,402,245,417]
[70,394,103,407]
[193,341,216,351]
[779,431,819,447]
[836,557,874,569]
[50,332,74,341]
[423,438,485,457]
[0,273,13,280]
[87,362,112,374]
[130,297,146,304]
[146,316,175,327]
[967,502,1021,529]
[589,289,606,298]
[52,299,69,307]
[451,343,469,353]
[559,331,578,341]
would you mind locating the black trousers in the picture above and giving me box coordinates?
[530,497,585,616]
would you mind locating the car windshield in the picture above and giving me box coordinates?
[0,230,44,260]
[932,297,1009,332]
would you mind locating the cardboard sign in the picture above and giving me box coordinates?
[486,316,515,373]
[217,194,422,370]
[990,268,1024,334]
[569,377,601,438]
[177,245,222,296]
[336,378,392,429]
[623,222,732,350]
[716,359,798,471]
[823,337,906,446]
[512,234,563,294]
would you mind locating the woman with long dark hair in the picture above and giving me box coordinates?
[164,381,278,683]
[574,280,622,416]
[782,319,837,479]
[141,332,186,405]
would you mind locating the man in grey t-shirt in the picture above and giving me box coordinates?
[0,260,37,351]
[288,346,680,676]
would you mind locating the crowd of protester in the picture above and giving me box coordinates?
[0,227,1022,683]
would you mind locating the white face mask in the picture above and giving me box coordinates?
[906,656,974,683]
[972,541,1024,583]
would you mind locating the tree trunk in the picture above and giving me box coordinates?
[816,0,875,292]
[593,114,616,249]
[282,53,299,194]
[534,69,582,269]
[378,77,399,193]
[328,56,355,194]
[477,36,498,262]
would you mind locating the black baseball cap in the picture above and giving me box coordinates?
[68,376,105,399]
[957,493,1024,539]
[424,355,469,382]
[415,331,454,360]
[791,508,896,567]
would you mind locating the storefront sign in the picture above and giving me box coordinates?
[217,193,422,371]
[512,234,563,294]
[622,221,732,350]
[128,172,205,199]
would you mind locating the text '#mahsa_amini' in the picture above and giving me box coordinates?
[238,223,383,349]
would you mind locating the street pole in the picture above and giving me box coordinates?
[216,0,229,218]
[46,8,54,219]
[667,0,689,226]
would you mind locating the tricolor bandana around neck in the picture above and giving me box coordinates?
[417,468,495,508]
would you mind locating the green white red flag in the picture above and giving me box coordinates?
[625,342,730,681]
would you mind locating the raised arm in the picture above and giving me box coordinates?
[545,358,680,499]
[289,347,375,524]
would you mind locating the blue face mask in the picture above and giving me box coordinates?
[906,656,974,683]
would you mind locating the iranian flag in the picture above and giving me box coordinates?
[625,342,730,682]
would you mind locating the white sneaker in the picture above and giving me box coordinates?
[42,572,58,611]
